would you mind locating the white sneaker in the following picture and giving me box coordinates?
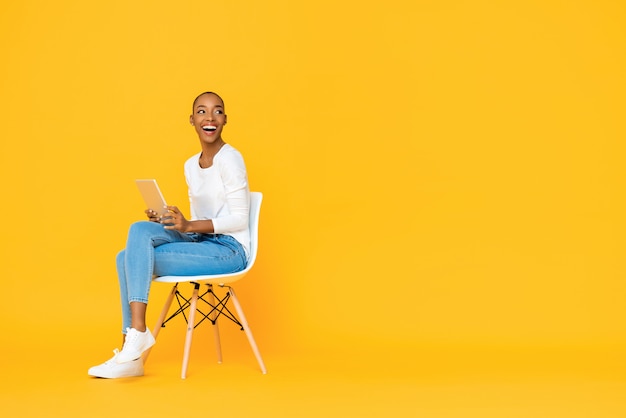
[116,327,156,363]
[88,349,144,378]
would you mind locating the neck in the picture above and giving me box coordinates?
[204,138,225,152]
[198,140,225,168]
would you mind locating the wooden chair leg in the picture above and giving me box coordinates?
[181,282,200,379]
[206,285,223,364]
[143,283,178,364]
[228,286,267,374]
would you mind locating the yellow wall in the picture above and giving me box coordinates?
[1,0,625,359]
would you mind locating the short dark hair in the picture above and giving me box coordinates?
[192,91,225,111]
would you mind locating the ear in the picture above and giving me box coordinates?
[189,115,194,125]
[224,114,228,125]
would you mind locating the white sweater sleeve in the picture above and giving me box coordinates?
[211,149,249,234]
[184,146,251,256]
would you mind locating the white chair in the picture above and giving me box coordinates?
[147,192,266,379]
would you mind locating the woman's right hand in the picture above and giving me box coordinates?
[145,209,161,223]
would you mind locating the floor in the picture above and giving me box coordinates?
[1,319,625,418]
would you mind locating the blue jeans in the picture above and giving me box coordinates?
[117,221,247,332]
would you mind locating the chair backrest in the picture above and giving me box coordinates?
[244,191,263,272]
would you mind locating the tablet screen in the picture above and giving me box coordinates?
[135,179,168,216]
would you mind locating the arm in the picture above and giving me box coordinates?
[208,148,249,234]
[161,206,215,233]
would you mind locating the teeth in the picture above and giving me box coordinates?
[202,126,217,131]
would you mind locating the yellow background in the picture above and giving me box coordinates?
[1,0,625,416]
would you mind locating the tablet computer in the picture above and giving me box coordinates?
[135,179,168,216]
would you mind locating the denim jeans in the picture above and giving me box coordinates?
[116,221,247,332]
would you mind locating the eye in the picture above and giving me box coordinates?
[197,109,205,114]
[214,109,223,115]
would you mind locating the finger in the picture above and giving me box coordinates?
[148,209,162,218]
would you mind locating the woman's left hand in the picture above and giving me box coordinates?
[161,206,190,232]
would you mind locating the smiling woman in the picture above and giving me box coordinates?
[87,91,251,379]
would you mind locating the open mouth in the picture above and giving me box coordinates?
[202,125,217,132]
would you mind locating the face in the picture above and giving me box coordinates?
[189,93,227,144]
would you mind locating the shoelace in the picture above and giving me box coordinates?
[105,349,121,366]
[122,328,140,350]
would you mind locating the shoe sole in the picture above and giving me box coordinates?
[88,368,144,379]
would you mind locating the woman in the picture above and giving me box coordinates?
[89,92,250,378]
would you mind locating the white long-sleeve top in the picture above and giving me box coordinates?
[184,144,251,257]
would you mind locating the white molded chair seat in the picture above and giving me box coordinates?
[147,192,266,378]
